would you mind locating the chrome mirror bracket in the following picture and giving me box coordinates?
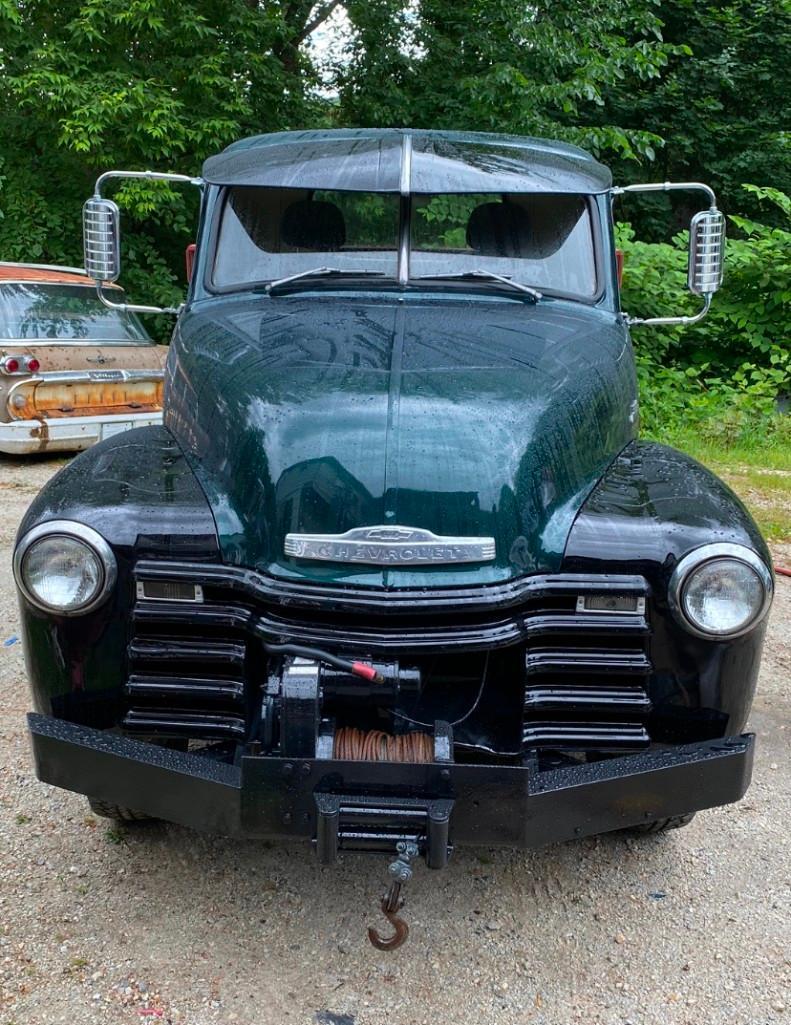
[612,182,725,328]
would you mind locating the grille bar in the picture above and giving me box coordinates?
[522,721,650,750]
[524,683,651,713]
[126,674,245,705]
[128,638,246,666]
[122,709,246,739]
[526,649,651,675]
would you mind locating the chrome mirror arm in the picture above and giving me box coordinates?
[625,293,711,328]
[611,181,717,206]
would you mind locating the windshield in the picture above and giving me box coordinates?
[0,283,151,343]
[213,187,597,298]
[213,188,399,287]
[411,193,597,297]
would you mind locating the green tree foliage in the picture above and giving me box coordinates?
[338,0,685,161]
[587,0,791,235]
[619,187,790,448]
[0,0,337,300]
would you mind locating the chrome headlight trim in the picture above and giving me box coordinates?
[669,542,773,640]
[13,520,117,616]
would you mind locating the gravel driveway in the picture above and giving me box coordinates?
[1,453,788,1025]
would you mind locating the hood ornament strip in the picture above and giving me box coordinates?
[284,525,496,566]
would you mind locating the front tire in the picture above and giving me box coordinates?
[87,798,153,823]
[627,812,696,835]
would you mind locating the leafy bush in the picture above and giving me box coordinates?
[618,185,791,375]
[618,185,790,453]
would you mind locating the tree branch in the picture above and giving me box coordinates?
[292,0,344,46]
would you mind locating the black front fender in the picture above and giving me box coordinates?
[562,441,771,736]
[15,426,220,722]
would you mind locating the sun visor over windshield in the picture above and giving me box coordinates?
[202,130,612,195]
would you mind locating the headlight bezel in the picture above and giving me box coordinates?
[13,520,117,616]
[669,542,773,640]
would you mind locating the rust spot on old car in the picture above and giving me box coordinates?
[10,380,164,421]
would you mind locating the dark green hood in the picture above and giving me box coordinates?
[166,293,636,586]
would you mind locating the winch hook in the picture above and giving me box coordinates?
[367,841,418,952]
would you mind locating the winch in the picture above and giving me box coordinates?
[259,655,435,760]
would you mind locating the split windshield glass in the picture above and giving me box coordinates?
[411,193,597,297]
[212,186,597,298]
[213,187,399,288]
[0,283,151,343]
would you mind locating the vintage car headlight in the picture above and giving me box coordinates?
[669,543,772,639]
[13,521,117,615]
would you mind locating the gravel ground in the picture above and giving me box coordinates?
[1,453,789,1025]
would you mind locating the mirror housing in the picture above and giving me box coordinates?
[612,181,725,326]
[83,198,121,283]
[688,209,725,296]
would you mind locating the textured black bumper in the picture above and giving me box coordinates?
[28,713,754,858]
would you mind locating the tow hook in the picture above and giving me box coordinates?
[367,841,418,951]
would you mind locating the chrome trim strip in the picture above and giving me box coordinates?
[399,132,413,197]
[134,559,649,613]
[397,134,413,286]
[8,369,164,387]
[668,542,773,640]
[0,338,156,347]
[13,520,117,616]
[285,524,495,566]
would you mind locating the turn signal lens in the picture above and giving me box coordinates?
[2,357,20,374]
[25,357,41,373]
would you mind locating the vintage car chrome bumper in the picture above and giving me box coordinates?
[28,713,754,860]
[0,409,162,454]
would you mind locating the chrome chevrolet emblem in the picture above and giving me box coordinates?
[284,525,496,566]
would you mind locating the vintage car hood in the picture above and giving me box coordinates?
[165,293,636,586]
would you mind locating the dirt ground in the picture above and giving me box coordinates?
[1,452,788,1025]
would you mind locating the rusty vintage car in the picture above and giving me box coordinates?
[0,262,165,454]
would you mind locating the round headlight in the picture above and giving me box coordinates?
[670,543,772,639]
[13,521,116,615]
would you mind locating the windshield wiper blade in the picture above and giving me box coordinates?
[414,269,542,301]
[264,267,387,294]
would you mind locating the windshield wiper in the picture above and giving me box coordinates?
[414,269,542,302]
[263,267,388,294]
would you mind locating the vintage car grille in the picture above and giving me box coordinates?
[126,562,653,753]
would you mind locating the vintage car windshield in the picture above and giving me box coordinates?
[213,187,399,287]
[0,283,151,343]
[411,193,597,297]
[213,186,597,298]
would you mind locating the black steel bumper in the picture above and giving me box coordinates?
[28,713,754,863]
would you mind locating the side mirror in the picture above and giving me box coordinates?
[83,197,121,283]
[82,169,202,315]
[612,181,725,326]
[688,209,725,296]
